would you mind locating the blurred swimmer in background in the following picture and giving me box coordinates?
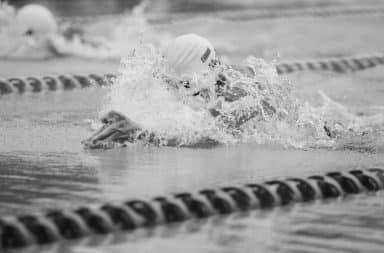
[0,3,108,59]
[0,1,170,60]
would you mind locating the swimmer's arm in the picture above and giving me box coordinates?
[209,91,276,129]
[82,111,219,149]
[81,110,141,149]
[214,72,249,102]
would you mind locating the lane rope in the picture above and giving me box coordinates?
[275,54,384,75]
[1,54,383,96]
[0,73,115,95]
[1,168,383,250]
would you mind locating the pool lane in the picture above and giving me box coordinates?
[1,8,384,253]
[1,63,384,216]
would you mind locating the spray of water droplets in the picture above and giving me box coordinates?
[100,44,384,151]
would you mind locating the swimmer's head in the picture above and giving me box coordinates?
[16,4,57,41]
[163,34,217,78]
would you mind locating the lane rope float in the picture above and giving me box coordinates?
[0,73,116,95]
[1,53,384,96]
[1,168,383,250]
[59,5,384,25]
[275,54,384,75]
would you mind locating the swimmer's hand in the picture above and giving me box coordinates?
[81,110,141,149]
[82,110,220,149]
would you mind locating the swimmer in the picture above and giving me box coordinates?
[82,33,286,149]
[4,4,109,59]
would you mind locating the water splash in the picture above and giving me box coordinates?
[101,45,384,151]
[0,3,24,58]
[107,0,172,57]
[101,44,230,146]
[51,0,171,60]
[0,2,15,27]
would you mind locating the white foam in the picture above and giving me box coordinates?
[101,45,384,150]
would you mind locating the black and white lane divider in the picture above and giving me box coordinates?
[1,168,383,250]
[276,54,384,74]
[1,54,384,95]
[0,73,116,95]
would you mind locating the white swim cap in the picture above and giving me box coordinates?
[164,34,216,78]
[16,4,57,38]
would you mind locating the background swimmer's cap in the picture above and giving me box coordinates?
[16,4,57,38]
[163,33,216,78]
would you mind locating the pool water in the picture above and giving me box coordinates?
[1,1,384,252]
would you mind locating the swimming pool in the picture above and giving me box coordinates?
[1,1,384,252]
